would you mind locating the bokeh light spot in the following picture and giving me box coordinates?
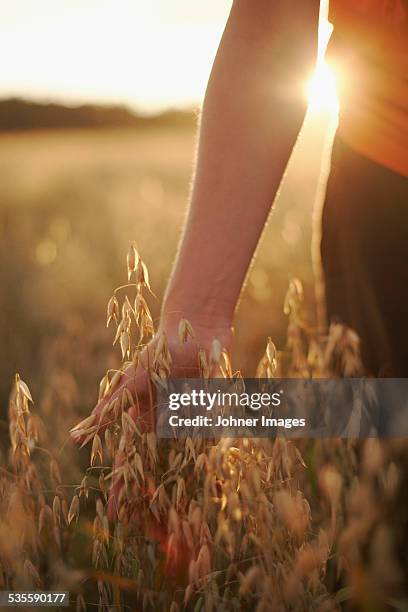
[35,239,57,265]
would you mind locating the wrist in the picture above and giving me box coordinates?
[159,307,234,353]
[160,306,233,335]
[161,288,234,333]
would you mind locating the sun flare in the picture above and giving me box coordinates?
[306,61,340,113]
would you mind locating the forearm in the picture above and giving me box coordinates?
[163,0,318,329]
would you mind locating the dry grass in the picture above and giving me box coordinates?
[1,116,405,610]
[2,246,408,612]
[0,115,329,409]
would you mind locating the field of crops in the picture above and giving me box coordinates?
[0,114,329,409]
[1,116,406,611]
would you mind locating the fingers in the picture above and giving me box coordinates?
[69,385,120,446]
[70,360,157,450]
[70,363,144,445]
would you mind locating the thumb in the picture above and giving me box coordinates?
[70,366,140,446]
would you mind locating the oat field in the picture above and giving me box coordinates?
[2,116,406,611]
[0,113,329,411]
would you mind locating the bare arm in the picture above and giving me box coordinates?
[72,0,319,448]
[162,0,319,330]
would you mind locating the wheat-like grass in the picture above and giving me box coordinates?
[1,247,407,611]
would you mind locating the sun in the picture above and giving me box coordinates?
[306,60,340,113]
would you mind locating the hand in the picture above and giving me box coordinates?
[70,317,232,520]
[70,317,233,444]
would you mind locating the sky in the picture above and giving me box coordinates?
[0,0,233,112]
[0,1,335,113]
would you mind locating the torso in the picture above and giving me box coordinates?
[327,0,408,177]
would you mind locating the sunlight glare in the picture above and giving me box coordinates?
[306,61,340,113]
[0,0,233,112]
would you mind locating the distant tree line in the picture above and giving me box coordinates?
[0,98,195,131]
